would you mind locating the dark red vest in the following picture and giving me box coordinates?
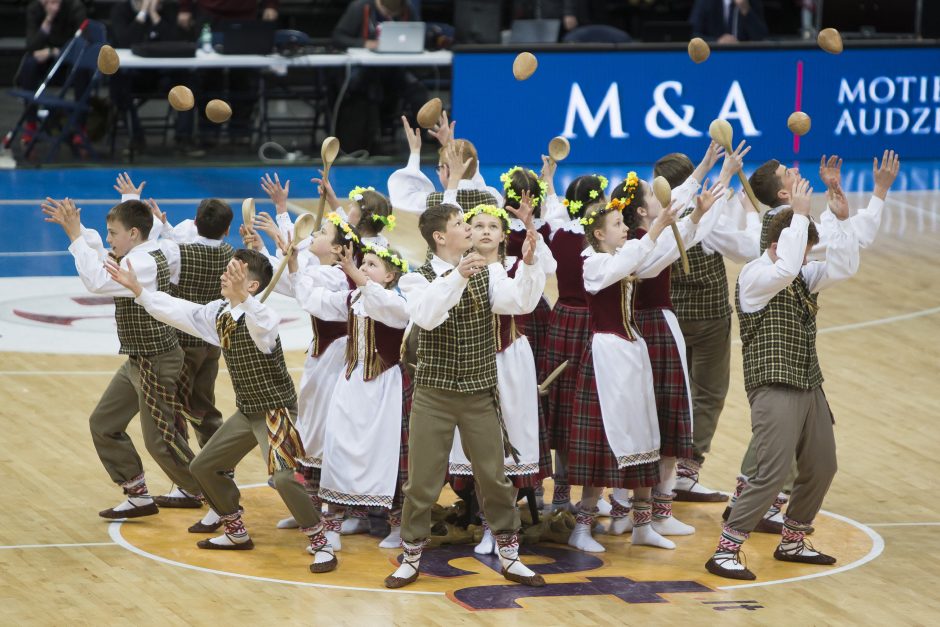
[631,228,673,311]
[506,221,552,259]
[310,316,347,358]
[550,228,589,307]
[344,292,405,381]
[585,277,638,342]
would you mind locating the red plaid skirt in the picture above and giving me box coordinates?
[517,296,552,379]
[567,343,660,489]
[395,366,414,508]
[541,303,592,450]
[633,309,693,460]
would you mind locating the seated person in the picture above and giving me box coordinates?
[15,0,88,146]
[331,0,429,154]
[690,0,768,43]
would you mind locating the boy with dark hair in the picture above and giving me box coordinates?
[387,201,547,589]
[107,249,338,573]
[43,197,202,519]
[706,178,858,580]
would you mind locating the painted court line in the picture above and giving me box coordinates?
[0,542,116,550]
[717,510,884,591]
[864,522,940,527]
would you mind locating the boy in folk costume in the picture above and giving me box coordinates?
[387,113,501,215]
[447,199,555,555]
[107,251,338,573]
[386,203,547,589]
[316,243,412,549]
[655,143,761,502]
[705,177,863,580]
[723,151,899,531]
[566,199,682,554]
[43,197,203,520]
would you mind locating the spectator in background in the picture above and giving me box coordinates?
[15,0,87,145]
[513,0,590,34]
[175,0,279,147]
[109,0,190,152]
[331,0,429,154]
[690,0,768,43]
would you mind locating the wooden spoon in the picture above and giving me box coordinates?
[548,136,570,162]
[707,119,762,210]
[241,198,255,227]
[313,137,340,231]
[652,176,690,275]
[259,213,316,303]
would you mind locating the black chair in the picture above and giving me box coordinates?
[7,20,107,162]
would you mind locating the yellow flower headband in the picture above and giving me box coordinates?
[371,213,396,231]
[463,204,511,232]
[499,166,548,207]
[361,242,409,273]
[562,198,583,216]
[348,186,396,231]
[610,171,640,208]
[324,212,360,244]
[348,186,375,202]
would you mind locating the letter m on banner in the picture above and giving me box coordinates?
[563,83,629,139]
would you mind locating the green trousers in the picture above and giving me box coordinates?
[181,344,224,448]
[678,316,731,464]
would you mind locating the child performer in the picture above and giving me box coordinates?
[655,142,761,502]
[387,114,500,214]
[566,195,687,554]
[602,162,729,538]
[42,197,202,519]
[447,199,553,554]
[386,202,546,589]
[107,251,339,573]
[540,171,607,513]
[705,177,863,579]
[317,243,412,549]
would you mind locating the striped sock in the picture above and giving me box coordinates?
[717,523,749,553]
[632,499,652,527]
[652,491,673,520]
[552,482,571,504]
[609,494,630,518]
[730,475,749,506]
[781,516,812,544]
[220,511,249,541]
[120,473,149,498]
[575,507,597,527]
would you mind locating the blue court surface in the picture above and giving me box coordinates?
[3,159,939,277]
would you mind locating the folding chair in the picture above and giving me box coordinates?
[6,20,107,163]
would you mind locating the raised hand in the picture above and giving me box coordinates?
[873,149,900,200]
[691,178,727,223]
[790,177,813,216]
[310,169,340,211]
[702,140,725,169]
[253,211,281,242]
[507,189,536,232]
[818,154,843,189]
[146,198,167,224]
[402,115,422,153]
[540,154,557,196]
[429,110,455,147]
[41,197,82,241]
[457,252,486,278]
[650,202,679,241]
[827,186,850,221]
[104,258,143,296]
[260,173,290,214]
[719,140,751,185]
[114,172,145,196]
[239,224,262,250]
[443,142,472,187]
[221,259,250,305]
[521,230,538,265]
[338,242,368,286]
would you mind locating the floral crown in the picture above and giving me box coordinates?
[361,242,409,273]
[463,204,511,233]
[324,212,360,244]
[579,204,621,227]
[563,174,610,216]
[349,185,396,231]
[348,186,375,202]
[499,166,548,207]
[609,171,640,208]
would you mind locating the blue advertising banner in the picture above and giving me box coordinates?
[452,47,940,164]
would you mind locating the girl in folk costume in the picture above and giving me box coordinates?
[500,166,557,494]
[343,185,395,248]
[540,170,611,514]
[261,212,361,548]
[567,198,685,554]
[602,172,727,539]
[447,200,555,555]
[318,243,412,549]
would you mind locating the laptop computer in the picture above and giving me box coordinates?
[376,22,426,53]
[220,21,276,55]
[509,19,561,44]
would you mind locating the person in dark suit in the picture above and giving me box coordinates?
[690,0,768,43]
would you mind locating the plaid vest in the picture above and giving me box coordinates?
[760,209,781,254]
[670,243,732,320]
[426,188,496,211]
[215,305,296,413]
[414,261,497,392]
[114,250,179,356]
[173,242,235,347]
[737,275,823,391]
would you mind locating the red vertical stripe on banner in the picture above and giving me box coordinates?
[793,60,804,154]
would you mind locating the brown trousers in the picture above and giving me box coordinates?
[678,316,731,463]
[189,407,321,528]
[726,384,837,533]
[88,347,201,494]
[181,344,224,448]
[401,386,520,542]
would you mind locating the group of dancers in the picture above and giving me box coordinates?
[44,111,900,584]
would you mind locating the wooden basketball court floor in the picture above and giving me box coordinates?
[1,188,939,625]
